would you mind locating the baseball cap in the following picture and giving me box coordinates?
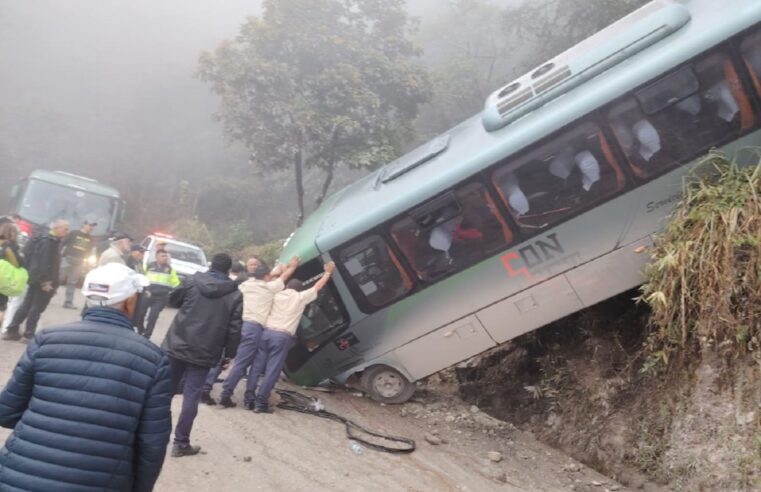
[83,219,98,226]
[130,244,145,253]
[81,263,149,306]
[111,232,132,241]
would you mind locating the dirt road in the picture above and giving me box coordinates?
[0,291,625,491]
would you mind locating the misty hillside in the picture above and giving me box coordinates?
[0,0,636,247]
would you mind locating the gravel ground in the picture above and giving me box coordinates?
[0,290,626,491]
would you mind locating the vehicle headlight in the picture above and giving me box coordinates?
[87,254,97,268]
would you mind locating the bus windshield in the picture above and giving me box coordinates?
[18,179,115,236]
[165,243,207,266]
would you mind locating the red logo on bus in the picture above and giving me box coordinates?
[500,233,565,280]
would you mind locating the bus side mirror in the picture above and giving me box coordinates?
[10,185,18,199]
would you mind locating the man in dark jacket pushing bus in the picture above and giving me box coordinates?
[0,263,172,491]
[162,252,243,457]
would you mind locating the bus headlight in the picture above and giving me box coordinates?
[87,254,97,268]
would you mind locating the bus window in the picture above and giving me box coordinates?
[390,182,512,282]
[337,234,411,310]
[608,49,755,178]
[294,260,348,352]
[740,30,761,97]
[492,122,625,231]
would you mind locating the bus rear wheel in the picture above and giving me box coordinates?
[361,365,415,404]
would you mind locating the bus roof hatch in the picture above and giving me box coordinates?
[378,134,451,185]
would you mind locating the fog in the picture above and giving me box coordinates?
[0,0,633,248]
[0,0,455,189]
[0,0,261,189]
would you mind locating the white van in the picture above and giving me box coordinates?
[140,233,208,281]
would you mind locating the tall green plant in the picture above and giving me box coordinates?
[640,151,761,370]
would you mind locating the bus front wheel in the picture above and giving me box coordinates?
[361,365,415,404]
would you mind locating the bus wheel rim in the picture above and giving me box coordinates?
[373,370,404,398]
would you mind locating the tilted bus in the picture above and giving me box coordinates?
[277,0,761,403]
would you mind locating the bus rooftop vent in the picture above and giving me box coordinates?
[482,0,691,132]
[378,134,451,184]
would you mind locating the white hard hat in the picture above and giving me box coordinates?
[81,263,149,306]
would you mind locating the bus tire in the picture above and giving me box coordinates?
[360,365,415,404]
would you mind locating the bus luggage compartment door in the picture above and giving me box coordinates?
[564,236,653,307]
[476,275,583,344]
[393,315,495,381]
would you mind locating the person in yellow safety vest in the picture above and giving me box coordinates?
[138,248,180,339]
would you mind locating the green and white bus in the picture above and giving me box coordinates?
[9,170,124,242]
[279,0,761,403]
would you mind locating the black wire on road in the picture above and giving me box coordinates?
[275,389,416,454]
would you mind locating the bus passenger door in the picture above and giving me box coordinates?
[393,315,495,381]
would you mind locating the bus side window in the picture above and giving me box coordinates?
[390,182,511,283]
[337,234,411,310]
[740,30,761,97]
[608,49,755,178]
[492,122,624,231]
[298,282,347,352]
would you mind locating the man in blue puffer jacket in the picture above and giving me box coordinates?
[0,263,172,492]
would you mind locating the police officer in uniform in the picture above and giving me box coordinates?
[139,248,180,339]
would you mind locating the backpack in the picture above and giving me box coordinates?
[0,242,28,297]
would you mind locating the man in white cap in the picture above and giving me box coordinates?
[0,263,172,491]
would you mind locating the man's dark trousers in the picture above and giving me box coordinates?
[5,285,54,337]
[169,356,211,446]
[249,329,293,409]
[142,293,169,339]
[220,321,264,402]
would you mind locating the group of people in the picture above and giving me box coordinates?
[1,216,70,340]
[0,215,336,490]
[0,215,183,343]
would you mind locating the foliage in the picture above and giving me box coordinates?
[215,220,256,254]
[197,0,431,223]
[639,151,761,371]
[170,217,215,253]
[235,239,285,267]
[502,0,648,64]
[415,0,514,136]
[416,0,648,137]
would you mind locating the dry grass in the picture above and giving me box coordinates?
[639,150,761,371]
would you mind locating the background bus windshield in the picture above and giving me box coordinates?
[19,180,114,236]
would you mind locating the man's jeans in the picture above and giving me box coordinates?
[220,321,264,402]
[59,257,83,306]
[202,364,222,393]
[168,357,210,446]
[249,329,294,408]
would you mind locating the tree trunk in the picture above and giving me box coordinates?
[315,161,335,208]
[315,123,340,208]
[294,148,305,226]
